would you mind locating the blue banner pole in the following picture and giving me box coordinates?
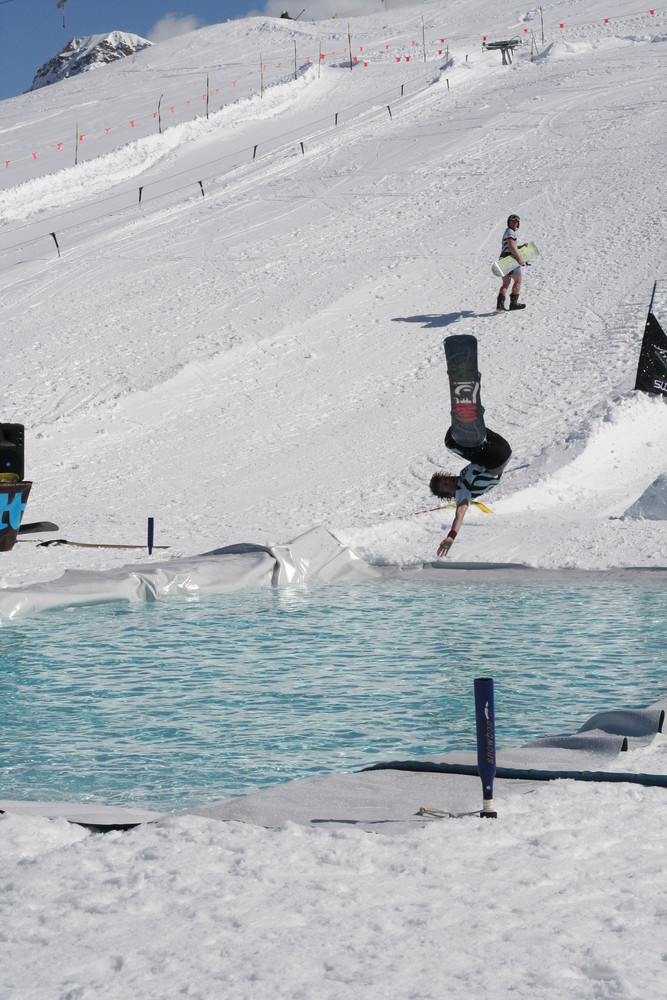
[648,280,657,316]
[474,677,497,818]
[147,516,154,555]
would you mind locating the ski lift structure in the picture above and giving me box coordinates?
[483,37,521,64]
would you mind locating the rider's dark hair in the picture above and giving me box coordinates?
[429,473,457,499]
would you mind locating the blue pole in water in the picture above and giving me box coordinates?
[474,677,497,818]
[147,517,154,555]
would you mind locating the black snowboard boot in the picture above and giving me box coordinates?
[509,293,526,310]
[496,292,506,311]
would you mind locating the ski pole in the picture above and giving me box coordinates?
[409,500,493,516]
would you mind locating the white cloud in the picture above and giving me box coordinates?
[148,14,202,44]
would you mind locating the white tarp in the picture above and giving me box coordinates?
[0,526,381,621]
[4,696,663,833]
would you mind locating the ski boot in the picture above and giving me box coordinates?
[509,293,526,311]
[496,292,506,312]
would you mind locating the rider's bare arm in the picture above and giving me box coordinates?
[437,500,469,557]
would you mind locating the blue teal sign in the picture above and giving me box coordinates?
[0,481,31,552]
[0,490,28,532]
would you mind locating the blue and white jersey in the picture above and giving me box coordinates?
[455,463,502,504]
[501,227,517,256]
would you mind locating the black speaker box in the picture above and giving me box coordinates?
[0,423,25,481]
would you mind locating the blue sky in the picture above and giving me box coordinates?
[0,0,269,101]
[0,1,385,101]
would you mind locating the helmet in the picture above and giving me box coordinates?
[507,214,520,226]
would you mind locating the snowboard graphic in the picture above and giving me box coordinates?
[491,241,539,277]
[444,335,486,448]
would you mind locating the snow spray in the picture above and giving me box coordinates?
[474,677,497,818]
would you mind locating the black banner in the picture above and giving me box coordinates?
[635,312,667,397]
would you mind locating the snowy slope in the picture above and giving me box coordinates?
[2,4,667,998]
[0,0,666,594]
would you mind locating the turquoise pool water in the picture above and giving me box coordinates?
[1,578,665,810]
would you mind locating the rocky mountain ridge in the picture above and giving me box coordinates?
[30,31,152,91]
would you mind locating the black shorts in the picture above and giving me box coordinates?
[445,427,512,471]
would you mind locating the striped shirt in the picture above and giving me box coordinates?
[501,226,518,257]
[455,463,502,504]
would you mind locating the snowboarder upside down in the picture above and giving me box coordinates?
[430,430,512,557]
[431,334,512,557]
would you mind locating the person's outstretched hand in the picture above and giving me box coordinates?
[437,536,454,558]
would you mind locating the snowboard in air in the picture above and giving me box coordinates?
[491,242,539,277]
[444,334,486,448]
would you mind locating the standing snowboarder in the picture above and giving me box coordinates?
[496,214,528,311]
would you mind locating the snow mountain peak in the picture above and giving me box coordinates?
[30,31,152,91]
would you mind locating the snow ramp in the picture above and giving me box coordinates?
[500,393,667,517]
